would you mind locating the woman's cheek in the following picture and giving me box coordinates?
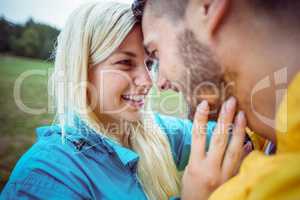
[104,73,131,109]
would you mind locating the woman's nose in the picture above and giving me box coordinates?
[133,66,153,90]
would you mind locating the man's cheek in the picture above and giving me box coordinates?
[186,90,220,121]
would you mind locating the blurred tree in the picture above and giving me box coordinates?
[12,27,40,57]
[0,17,60,60]
[0,16,10,52]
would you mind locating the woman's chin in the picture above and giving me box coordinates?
[121,110,143,122]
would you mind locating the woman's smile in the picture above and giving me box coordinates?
[121,93,147,109]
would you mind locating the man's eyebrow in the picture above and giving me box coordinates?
[144,45,150,55]
[143,36,153,55]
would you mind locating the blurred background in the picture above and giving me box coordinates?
[0,0,187,189]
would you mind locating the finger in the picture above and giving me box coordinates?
[221,111,246,180]
[190,100,209,161]
[208,97,237,167]
[243,142,253,157]
[229,141,253,176]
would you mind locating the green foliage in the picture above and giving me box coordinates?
[0,17,60,60]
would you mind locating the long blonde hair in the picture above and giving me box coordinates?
[51,1,181,199]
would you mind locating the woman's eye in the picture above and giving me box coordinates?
[116,59,132,66]
[114,59,134,71]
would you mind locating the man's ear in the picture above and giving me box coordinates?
[205,0,230,37]
[187,0,230,38]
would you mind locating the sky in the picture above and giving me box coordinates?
[0,0,133,29]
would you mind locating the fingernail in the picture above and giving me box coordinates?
[226,96,236,110]
[236,111,245,123]
[197,100,208,112]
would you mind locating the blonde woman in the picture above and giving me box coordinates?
[0,1,218,200]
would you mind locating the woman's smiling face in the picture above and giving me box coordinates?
[88,25,152,123]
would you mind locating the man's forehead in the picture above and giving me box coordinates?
[142,14,161,47]
[143,28,159,48]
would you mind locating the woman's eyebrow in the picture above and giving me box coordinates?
[117,51,137,58]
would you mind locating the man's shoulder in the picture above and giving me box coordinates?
[210,151,300,200]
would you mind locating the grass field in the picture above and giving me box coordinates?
[0,55,54,189]
[0,55,187,189]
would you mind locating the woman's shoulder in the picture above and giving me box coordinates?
[153,112,193,136]
[1,125,92,199]
[8,125,77,178]
[154,112,216,135]
[153,113,216,171]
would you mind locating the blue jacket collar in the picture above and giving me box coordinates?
[36,121,139,167]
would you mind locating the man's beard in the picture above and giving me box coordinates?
[177,29,234,121]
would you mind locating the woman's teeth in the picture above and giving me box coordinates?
[122,95,145,102]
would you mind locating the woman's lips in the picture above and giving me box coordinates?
[126,99,145,108]
[121,94,146,109]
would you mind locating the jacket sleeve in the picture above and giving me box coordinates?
[1,170,82,200]
[154,113,216,171]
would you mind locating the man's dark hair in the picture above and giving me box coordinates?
[132,0,189,22]
[132,0,300,23]
[251,0,300,20]
[132,0,147,22]
[251,0,300,11]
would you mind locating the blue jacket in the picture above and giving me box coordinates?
[1,114,215,200]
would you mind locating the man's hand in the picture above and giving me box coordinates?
[182,97,247,200]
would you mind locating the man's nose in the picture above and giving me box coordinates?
[157,76,172,91]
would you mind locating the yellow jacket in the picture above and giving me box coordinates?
[210,74,300,200]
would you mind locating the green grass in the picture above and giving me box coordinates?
[0,55,54,136]
[0,55,53,189]
[0,55,187,189]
